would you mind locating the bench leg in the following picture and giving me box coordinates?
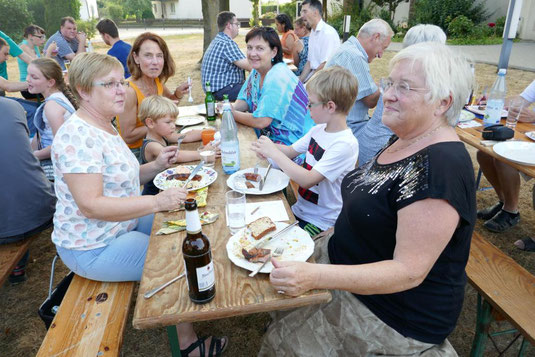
[470,294,493,357]
[518,337,529,357]
[166,325,182,357]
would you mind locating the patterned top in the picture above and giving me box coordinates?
[44,31,80,71]
[326,36,378,134]
[201,32,246,92]
[51,114,140,250]
[237,62,314,146]
[295,36,309,77]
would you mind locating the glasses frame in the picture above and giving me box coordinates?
[93,80,130,90]
[307,101,327,109]
[231,21,240,28]
[380,78,428,97]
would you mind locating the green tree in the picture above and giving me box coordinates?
[27,0,46,29]
[124,0,152,22]
[0,0,33,42]
[107,4,124,21]
[412,0,489,30]
[250,0,260,27]
[44,0,81,36]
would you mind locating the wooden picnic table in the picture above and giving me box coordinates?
[455,118,535,178]
[132,109,331,354]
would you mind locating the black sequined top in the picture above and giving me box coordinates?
[328,140,476,344]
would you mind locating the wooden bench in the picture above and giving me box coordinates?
[0,234,38,286]
[466,232,535,356]
[37,274,135,357]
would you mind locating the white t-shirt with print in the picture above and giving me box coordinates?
[51,113,140,250]
[291,124,359,230]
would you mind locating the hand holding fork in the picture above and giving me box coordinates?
[249,246,284,277]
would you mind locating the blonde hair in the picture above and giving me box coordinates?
[306,66,358,114]
[68,52,123,102]
[390,42,474,126]
[30,58,78,109]
[139,95,179,124]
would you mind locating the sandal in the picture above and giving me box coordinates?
[180,335,228,357]
[514,237,535,252]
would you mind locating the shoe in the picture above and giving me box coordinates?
[514,237,535,252]
[483,210,520,233]
[477,201,503,220]
[180,336,228,357]
[8,265,27,285]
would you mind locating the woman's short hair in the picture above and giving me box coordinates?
[275,14,294,32]
[306,66,358,115]
[69,52,123,103]
[139,95,179,124]
[24,24,45,38]
[245,27,283,65]
[358,19,394,40]
[390,42,473,126]
[294,17,311,32]
[403,25,446,48]
[127,32,175,82]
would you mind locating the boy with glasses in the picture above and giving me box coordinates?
[201,11,251,101]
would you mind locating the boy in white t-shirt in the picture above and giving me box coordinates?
[251,66,359,235]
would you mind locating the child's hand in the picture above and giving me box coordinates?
[251,136,276,159]
[156,145,179,168]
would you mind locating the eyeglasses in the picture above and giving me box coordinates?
[307,101,326,109]
[380,78,428,97]
[231,22,240,27]
[93,80,130,90]
[33,34,45,39]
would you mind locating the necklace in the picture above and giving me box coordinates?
[386,125,447,154]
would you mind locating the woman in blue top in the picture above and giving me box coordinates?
[18,25,56,99]
[293,17,310,77]
[233,27,313,158]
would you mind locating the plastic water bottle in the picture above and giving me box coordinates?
[483,69,507,127]
[220,95,240,174]
[86,40,93,53]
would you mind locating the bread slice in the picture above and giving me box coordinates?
[248,216,276,240]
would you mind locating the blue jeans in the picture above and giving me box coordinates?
[214,82,244,102]
[56,214,154,282]
[6,97,39,138]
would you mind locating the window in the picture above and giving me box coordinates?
[170,3,176,14]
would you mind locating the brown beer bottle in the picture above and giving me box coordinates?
[182,198,216,303]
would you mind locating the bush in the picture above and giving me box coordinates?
[329,3,374,38]
[27,0,46,29]
[44,0,81,36]
[447,15,473,38]
[261,11,277,20]
[0,0,34,42]
[495,16,506,37]
[412,0,489,31]
[107,4,124,21]
[76,19,97,40]
[142,8,154,19]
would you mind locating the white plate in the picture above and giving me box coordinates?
[525,131,535,141]
[177,105,200,117]
[458,109,475,122]
[466,105,508,118]
[197,104,207,115]
[226,221,314,274]
[175,115,205,126]
[180,125,210,134]
[153,165,218,191]
[493,141,535,166]
[226,167,290,195]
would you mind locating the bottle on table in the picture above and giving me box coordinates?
[205,81,216,122]
[483,69,507,127]
[87,40,93,53]
[182,198,216,304]
[220,94,240,174]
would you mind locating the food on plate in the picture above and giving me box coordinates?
[242,247,271,263]
[245,181,255,189]
[248,216,276,240]
[244,172,261,182]
[167,173,202,182]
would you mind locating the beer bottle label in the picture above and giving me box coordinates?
[196,261,215,292]
[207,102,215,117]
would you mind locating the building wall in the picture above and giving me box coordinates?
[80,0,99,20]
[519,0,535,40]
[151,0,252,20]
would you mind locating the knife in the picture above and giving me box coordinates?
[259,163,272,191]
[183,160,205,188]
[254,221,298,249]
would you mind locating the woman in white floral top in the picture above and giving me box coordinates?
[51,52,227,356]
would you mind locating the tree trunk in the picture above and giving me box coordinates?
[322,0,328,20]
[202,0,220,59]
[252,0,259,26]
[220,0,229,12]
[408,0,416,23]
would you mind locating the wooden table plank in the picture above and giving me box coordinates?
[455,119,535,178]
[133,123,331,330]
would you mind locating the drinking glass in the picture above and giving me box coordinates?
[201,128,216,145]
[64,60,71,72]
[506,98,525,130]
[226,190,246,234]
[197,145,216,168]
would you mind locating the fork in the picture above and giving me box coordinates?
[249,246,284,277]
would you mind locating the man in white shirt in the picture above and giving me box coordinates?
[298,0,340,83]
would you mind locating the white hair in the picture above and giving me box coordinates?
[403,24,447,48]
[358,19,394,40]
[391,42,474,126]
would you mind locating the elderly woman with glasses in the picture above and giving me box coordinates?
[232,27,314,160]
[50,52,227,356]
[259,42,476,356]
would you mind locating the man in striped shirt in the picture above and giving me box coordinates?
[326,19,393,137]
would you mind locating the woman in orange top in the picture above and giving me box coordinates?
[118,32,192,161]
[275,14,299,61]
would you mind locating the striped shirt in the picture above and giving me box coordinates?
[201,32,246,92]
[326,36,378,136]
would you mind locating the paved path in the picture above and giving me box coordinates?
[387,41,535,72]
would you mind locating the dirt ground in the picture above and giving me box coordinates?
[1,33,534,356]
